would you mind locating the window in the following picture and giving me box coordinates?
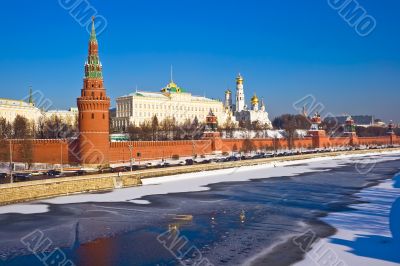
[91,113,94,119]
[103,114,105,119]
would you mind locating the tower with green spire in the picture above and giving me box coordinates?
[77,16,111,166]
[85,17,102,79]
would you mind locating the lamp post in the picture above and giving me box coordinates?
[128,144,134,172]
[60,140,63,172]
[9,140,13,184]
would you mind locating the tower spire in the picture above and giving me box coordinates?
[90,16,97,42]
[170,65,174,83]
[28,86,33,105]
[86,16,102,78]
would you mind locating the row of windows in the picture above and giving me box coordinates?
[134,113,206,119]
[118,103,221,113]
[83,91,104,98]
[81,113,106,119]
[117,109,222,119]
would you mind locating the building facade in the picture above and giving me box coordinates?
[0,90,42,124]
[113,80,226,130]
[44,107,78,126]
[114,74,273,130]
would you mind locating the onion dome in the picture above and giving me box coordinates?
[225,89,232,95]
[236,73,244,84]
[251,93,259,105]
[161,81,186,93]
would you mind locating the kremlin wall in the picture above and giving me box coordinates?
[0,133,397,166]
[0,19,398,167]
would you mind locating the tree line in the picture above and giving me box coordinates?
[0,115,78,140]
[0,115,78,167]
[123,116,205,141]
[112,113,398,142]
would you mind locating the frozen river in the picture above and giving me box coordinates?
[0,152,399,266]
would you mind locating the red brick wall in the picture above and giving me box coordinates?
[109,140,213,164]
[357,136,392,146]
[0,135,398,165]
[0,139,70,165]
[220,138,313,152]
[329,137,352,147]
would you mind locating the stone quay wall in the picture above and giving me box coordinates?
[0,174,142,206]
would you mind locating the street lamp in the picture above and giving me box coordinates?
[9,140,13,184]
[128,144,134,172]
[60,140,63,172]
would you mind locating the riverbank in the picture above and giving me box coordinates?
[0,148,399,206]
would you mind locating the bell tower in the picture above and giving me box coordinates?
[235,74,245,112]
[77,17,111,166]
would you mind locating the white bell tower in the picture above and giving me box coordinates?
[235,74,245,112]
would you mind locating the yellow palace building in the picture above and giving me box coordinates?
[0,89,42,124]
[113,79,229,130]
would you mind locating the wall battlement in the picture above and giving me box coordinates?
[0,134,397,166]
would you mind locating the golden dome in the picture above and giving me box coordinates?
[236,73,244,84]
[251,93,259,104]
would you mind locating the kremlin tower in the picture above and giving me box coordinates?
[77,17,111,166]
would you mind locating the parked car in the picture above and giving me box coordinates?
[185,159,194,165]
[46,170,62,177]
[144,163,154,168]
[162,162,171,168]
[0,173,7,179]
[75,170,87,176]
[30,171,44,176]
[13,173,32,182]
[99,167,114,174]
[112,166,129,173]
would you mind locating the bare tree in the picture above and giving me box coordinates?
[242,138,256,154]
[140,121,152,140]
[151,115,159,141]
[20,140,34,169]
[0,117,12,139]
[13,115,31,139]
[127,124,141,141]
[222,116,236,139]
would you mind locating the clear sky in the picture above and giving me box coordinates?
[0,0,399,122]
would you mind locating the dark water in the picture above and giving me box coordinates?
[0,155,399,266]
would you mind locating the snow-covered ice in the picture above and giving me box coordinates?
[1,151,399,215]
[295,172,400,266]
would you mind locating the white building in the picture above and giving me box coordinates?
[113,80,227,129]
[225,74,273,128]
[0,96,42,124]
[113,74,272,130]
[44,107,78,126]
[0,89,79,128]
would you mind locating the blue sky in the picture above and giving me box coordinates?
[0,0,399,122]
